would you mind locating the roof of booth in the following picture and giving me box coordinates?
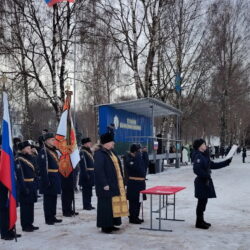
[96,97,182,118]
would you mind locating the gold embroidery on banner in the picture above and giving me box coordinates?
[58,155,72,177]
[109,152,129,218]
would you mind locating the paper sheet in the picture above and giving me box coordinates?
[213,144,238,163]
[225,144,238,159]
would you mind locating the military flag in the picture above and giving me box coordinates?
[55,90,80,177]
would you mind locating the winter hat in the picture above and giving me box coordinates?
[81,137,91,145]
[130,144,139,153]
[18,140,32,151]
[193,138,206,150]
[100,133,114,144]
[43,132,55,141]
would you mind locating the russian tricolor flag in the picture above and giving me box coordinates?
[0,92,17,230]
[45,0,75,7]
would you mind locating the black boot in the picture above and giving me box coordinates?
[101,227,113,234]
[195,217,209,229]
[129,217,141,224]
[203,219,211,227]
[201,215,211,227]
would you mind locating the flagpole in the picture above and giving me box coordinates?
[66,90,76,216]
[72,49,77,216]
[73,7,77,126]
[14,225,17,242]
[72,4,77,216]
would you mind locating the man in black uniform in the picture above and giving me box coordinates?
[37,133,62,225]
[60,170,78,217]
[79,137,95,210]
[15,141,39,232]
[124,144,146,224]
[242,147,247,163]
[38,129,48,152]
[192,139,232,229]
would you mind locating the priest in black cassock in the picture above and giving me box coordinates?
[94,133,128,234]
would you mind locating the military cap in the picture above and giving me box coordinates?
[43,132,55,141]
[81,137,91,145]
[193,138,206,150]
[100,133,114,144]
[18,140,32,151]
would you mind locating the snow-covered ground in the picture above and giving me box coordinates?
[1,153,250,250]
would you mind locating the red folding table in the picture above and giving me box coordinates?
[140,186,186,232]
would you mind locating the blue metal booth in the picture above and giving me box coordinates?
[97,98,182,169]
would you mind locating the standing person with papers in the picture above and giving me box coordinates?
[192,139,233,230]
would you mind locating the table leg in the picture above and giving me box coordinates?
[157,194,184,222]
[159,195,161,230]
[150,194,153,229]
[173,193,176,219]
[141,200,144,220]
[166,195,168,220]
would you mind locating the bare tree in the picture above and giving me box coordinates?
[206,0,250,147]
[1,0,91,122]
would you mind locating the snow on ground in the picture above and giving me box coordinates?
[1,153,250,250]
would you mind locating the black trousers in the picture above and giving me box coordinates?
[73,167,79,190]
[0,183,13,238]
[61,174,74,215]
[0,206,9,238]
[196,198,208,218]
[129,200,141,219]
[43,194,57,223]
[20,202,34,229]
[97,197,121,229]
[82,186,93,209]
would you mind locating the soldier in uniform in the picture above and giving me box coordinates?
[192,139,232,229]
[15,141,39,232]
[94,133,128,234]
[37,133,62,225]
[124,144,145,224]
[79,137,95,210]
[60,170,78,217]
[38,129,48,152]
